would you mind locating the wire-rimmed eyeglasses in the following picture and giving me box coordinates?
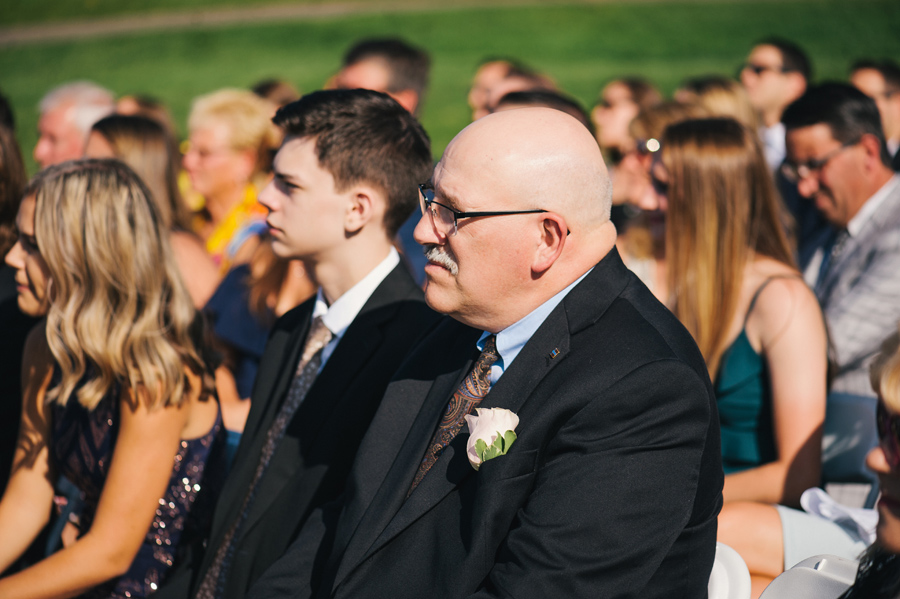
[780,139,859,183]
[418,184,548,237]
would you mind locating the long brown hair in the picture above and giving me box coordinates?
[662,118,794,377]
[91,114,191,231]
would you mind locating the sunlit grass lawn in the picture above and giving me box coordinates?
[2,1,899,174]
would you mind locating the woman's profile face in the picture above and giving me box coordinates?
[869,398,900,553]
[182,121,248,200]
[4,195,52,317]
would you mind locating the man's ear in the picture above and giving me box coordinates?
[345,186,382,234]
[532,214,568,274]
[859,133,886,169]
[389,89,419,115]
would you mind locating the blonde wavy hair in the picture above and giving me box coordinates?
[662,118,794,378]
[28,159,213,410]
[871,325,900,413]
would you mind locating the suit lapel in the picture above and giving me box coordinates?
[333,250,633,589]
[357,307,572,564]
[240,265,414,534]
[209,301,313,541]
[819,181,900,303]
[332,322,478,586]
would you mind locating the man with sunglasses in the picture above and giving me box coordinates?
[740,38,810,172]
[250,108,723,599]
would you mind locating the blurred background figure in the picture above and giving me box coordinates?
[115,94,178,140]
[740,38,810,171]
[592,77,662,165]
[251,78,301,110]
[331,38,430,117]
[473,60,556,121]
[33,81,115,169]
[614,101,709,299]
[850,59,900,170]
[84,114,221,308]
[468,58,516,121]
[330,38,432,283]
[740,38,826,268]
[675,74,758,129]
[0,159,224,598]
[657,118,826,518]
[183,89,281,273]
[0,93,39,502]
[492,89,593,133]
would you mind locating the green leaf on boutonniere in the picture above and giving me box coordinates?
[475,438,488,458]
[478,430,518,464]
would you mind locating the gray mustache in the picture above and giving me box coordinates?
[423,245,459,276]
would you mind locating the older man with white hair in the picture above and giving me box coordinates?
[34,81,115,168]
[250,107,724,599]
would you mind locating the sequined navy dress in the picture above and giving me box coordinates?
[51,376,226,599]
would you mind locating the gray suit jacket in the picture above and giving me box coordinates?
[806,174,900,396]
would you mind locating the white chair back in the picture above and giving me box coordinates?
[708,542,752,599]
[759,554,857,599]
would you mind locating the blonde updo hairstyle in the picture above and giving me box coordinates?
[188,89,281,188]
[28,159,213,410]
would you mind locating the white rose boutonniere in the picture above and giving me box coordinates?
[464,407,519,471]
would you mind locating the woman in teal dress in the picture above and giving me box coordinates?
[652,117,828,507]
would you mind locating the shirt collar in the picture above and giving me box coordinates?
[847,173,900,237]
[477,268,591,384]
[312,247,400,338]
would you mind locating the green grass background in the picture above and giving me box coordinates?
[2,1,900,175]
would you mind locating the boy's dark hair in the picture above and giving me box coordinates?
[782,82,891,166]
[273,89,432,237]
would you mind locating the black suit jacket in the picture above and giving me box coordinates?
[250,249,724,599]
[157,263,439,599]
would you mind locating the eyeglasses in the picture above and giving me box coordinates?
[741,63,792,76]
[780,140,859,183]
[418,184,547,237]
[877,399,900,468]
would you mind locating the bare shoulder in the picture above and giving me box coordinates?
[744,257,823,347]
[169,230,215,265]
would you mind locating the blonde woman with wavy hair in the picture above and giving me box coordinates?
[654,118,827,508]
[0,159,224,599]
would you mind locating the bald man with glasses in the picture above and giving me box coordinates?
[249,108,723,599]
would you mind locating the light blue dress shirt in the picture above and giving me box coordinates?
[477,269,591,385]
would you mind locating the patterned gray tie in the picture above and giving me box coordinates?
[195,316,333,599]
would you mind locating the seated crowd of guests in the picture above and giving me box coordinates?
[0,34,899,599]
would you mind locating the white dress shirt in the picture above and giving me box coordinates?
[311,247,400,369]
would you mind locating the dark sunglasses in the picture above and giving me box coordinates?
[740,63,793,76]
[877,399,900,468]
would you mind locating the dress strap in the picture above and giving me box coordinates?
[742,274,804,328]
